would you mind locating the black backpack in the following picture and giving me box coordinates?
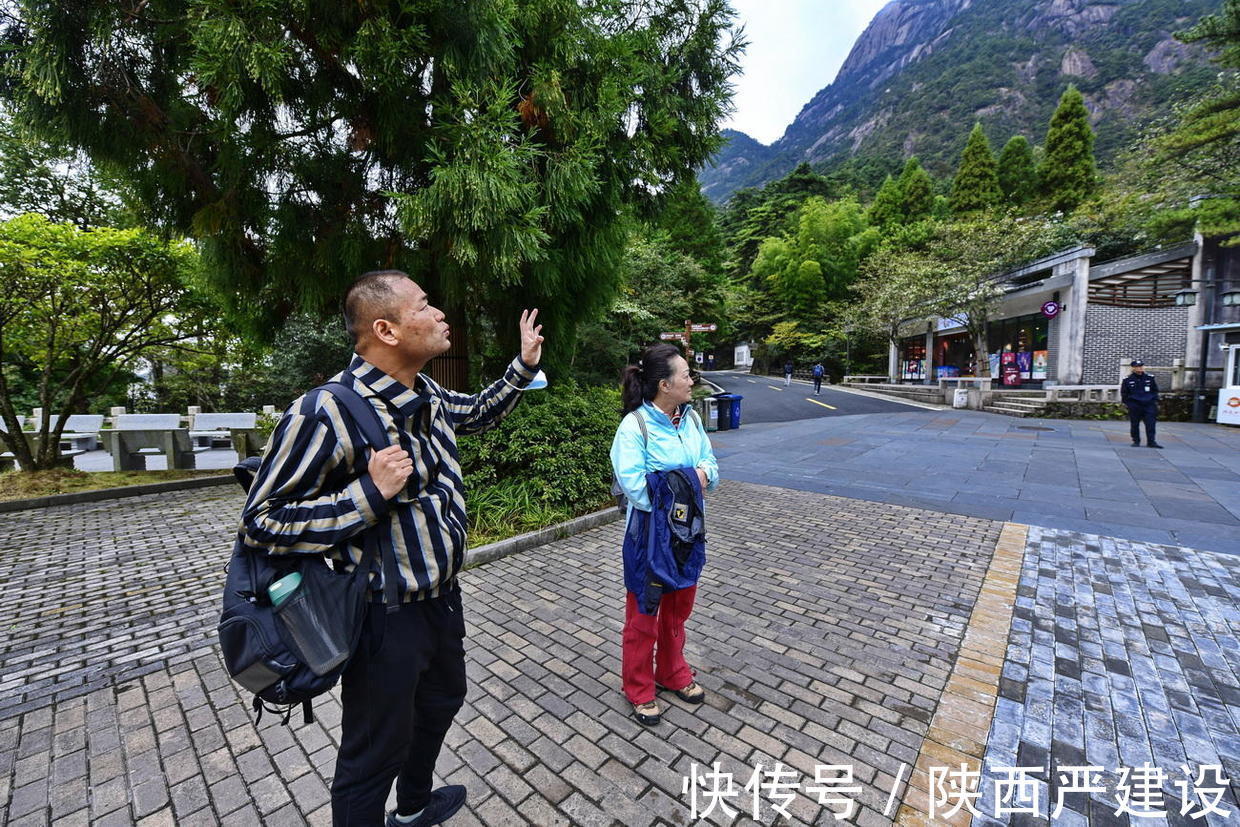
[218,382,400,725]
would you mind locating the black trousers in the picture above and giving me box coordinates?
[813,377,822,393]
[331,588,466,826]
[1127,401,1157,444]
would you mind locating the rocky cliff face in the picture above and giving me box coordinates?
[701,0,1222,202]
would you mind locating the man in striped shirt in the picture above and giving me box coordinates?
[241,270,544,826]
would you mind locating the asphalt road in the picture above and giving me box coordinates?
[703,369,923,424]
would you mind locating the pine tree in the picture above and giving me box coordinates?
[868,175,905,229]
[997,136,1039,206]
[950,123,1001,214]
[898,157,935,221]
[1040,85,1097,213]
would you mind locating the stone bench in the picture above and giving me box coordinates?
[103,414,196,471]
[46,414,106,452]
[189,412,264,458]
[1,416,88,471]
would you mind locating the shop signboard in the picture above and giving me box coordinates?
[1032,350,1048,380]
[1001,352,1021,386]
[988,353,1001,378]
[1219,389,1240,425]
[1015,351,1032,379]
[1041,301,1060,318]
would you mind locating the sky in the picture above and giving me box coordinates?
[722,0,892,145]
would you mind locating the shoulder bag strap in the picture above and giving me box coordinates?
[319,381,402,613]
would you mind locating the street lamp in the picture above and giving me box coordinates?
[1174,289,1198,306]
[1223,290,1240,307]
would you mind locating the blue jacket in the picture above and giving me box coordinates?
[622,467,706,614]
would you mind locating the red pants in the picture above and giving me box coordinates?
[621,586,697,704]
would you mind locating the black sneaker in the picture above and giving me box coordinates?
[1131,441,1141,447]
[386,786,467,827]
[1148,442,1164,449]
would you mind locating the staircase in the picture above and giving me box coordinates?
[981,392,1050,418]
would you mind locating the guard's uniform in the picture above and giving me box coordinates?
[1121,371,1160,445]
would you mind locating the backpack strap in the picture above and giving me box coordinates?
[632,408,649,447]
[319,381,402,614]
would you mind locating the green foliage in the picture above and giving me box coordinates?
[868,175,905,230]
[898,157,935,221]
[0,118,128,228]
[1,0,744,377]
[1152,0,1240,241]
[997,136,1039,206]
[656,179,726,275]
[717,162,842,281]
[458,382,619,511]
[1041,85,1098,213]
[750,196,875,325]
[0,215,206,469]
[951,123,1002,214]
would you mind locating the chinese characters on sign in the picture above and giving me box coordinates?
[681,762,1231,823]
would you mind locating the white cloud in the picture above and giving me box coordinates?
[722,0,891,145]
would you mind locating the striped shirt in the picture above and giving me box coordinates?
[240,353,538,601]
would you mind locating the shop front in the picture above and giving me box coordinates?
[986,313,1050,387]
[898,336,928,381]
[934,331,976,379]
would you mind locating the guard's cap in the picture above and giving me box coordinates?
[1130,359,1145,367]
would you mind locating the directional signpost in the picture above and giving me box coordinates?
[658,320,717,364]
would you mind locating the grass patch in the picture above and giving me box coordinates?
[465,479,613,547]
[0,468,227,502]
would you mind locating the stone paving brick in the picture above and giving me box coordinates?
[975,526,1240,825]
[13,476,1232,824]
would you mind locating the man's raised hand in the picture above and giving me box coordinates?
[519,308,544,367]
[368,444,413,500]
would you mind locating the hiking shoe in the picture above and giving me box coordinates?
[1148,442,1164,449]
[386,785,467,827]
[659,681,706,704]
[1131,441,1141,447]
[632,700,661,726]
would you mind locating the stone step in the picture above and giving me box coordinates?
[983,405,1032,417]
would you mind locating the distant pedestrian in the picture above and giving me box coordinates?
[1121,359,1162,448]
[811,362,825,395]
[783,360,793,387]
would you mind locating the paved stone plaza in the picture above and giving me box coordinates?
[2,470,1238,824]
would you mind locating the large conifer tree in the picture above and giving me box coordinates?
[0,0,742,371]
[997,136,1038,206]
[950,123,1001,213]
[898,157,935,221]
[1040,85,1097,213]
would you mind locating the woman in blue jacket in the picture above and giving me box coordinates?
[610,343,719,726]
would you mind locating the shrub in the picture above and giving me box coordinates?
[459,381,620,517]
[1034,395,1194,422]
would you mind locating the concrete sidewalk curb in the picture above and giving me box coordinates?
[0,474,235,513]
[465,506,623,568]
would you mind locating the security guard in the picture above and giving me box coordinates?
[1121,359,1162,448]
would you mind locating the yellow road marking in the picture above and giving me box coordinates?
[807,398,836,410]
